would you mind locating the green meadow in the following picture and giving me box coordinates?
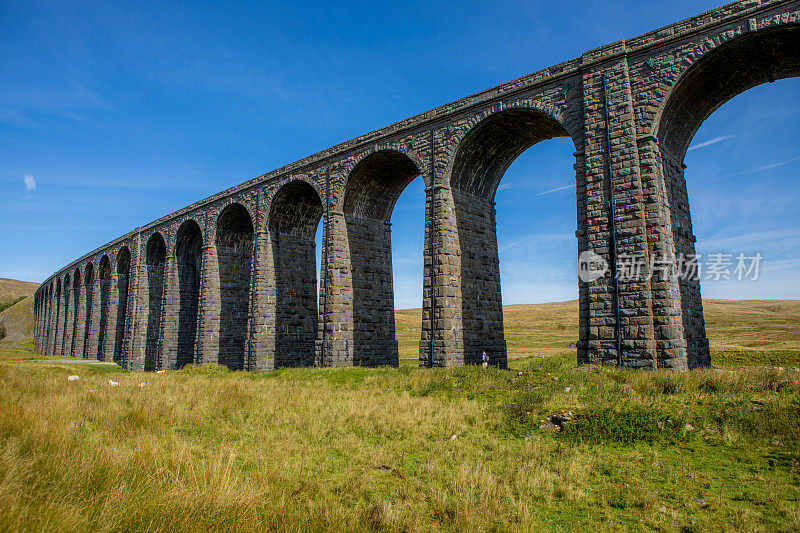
[1,299,799,531]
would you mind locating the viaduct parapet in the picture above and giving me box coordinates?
[33,0,800,370]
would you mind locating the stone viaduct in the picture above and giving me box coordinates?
[33,0,799,371]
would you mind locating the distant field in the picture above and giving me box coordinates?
[4,293,799,366]
[398,299,800,367]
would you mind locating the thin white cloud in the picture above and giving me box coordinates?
[3,83,116,115]
[23,174,36,191]
[687,135,733,151]
[722,155,800,178]
[535,184,574,196]
[758,257,800,273]
[497,182,513,191]
[753,155,800,172]
[500,239,523,252]
[699,226,800,251]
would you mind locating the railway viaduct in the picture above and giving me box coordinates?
[33,0,799,371]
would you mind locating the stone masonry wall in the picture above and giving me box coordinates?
[345,216,399,367]
[215,206,254,371]
[271,233,318,367]
[83,266,95,360]
[97,262,111,361]
[114,259,130,365]
[451,189,506,367]
[175,222,203,369]
[145,236,166,371]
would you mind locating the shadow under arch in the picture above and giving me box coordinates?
[268,180,323,367]
[652,24,800,368]
[97,255,111,361]
[61,272,70,357]
[114,247,131,364]
[71,267,81,357]
[215,203,254,370]
[52,277,64,355]
[53,278,62,356]
[342,149,421,366]
[449,107,578,367]
[83,262,94,358]
[175,220,203,369]
[145,233,166,371]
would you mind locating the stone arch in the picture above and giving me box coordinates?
[450,107,576,200]
[37,292,42,341]
[32,293,37,347]
[655,24,800,160]
[267,180,324,367]
[447,107,579,366]
[43,287,48,341]
[31,292,37,343]
[145,233,167,371]
[647,24,800,369]
[83,262,94,358]
[53,278,62,356]
[33,290,37,343]
[215,203,254,370]
[175,220,203,368]
[35,289,40,350]
[268,180,324,237]
[61,272,71,356]
[71,267,81,357]
[342,149,422,221]
[114,247,131,364]
[97,255,111,361]
[44,284,51,354]
[42,284,47,341]
[33,289,39,349]
[338,149,422,366]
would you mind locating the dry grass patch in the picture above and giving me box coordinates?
[1,359,799,531]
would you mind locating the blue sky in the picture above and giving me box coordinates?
[2,0,798,308]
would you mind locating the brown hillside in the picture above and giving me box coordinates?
[0,278,38,307]
[0,296,33,342]
[0,278,38,343]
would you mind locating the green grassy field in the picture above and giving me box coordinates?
[1,299,799,531]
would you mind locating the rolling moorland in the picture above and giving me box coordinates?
[1,279,799,531]
[0,278,38,343]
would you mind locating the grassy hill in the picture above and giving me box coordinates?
[0,278,38,311]
[0,278,38,344]
[0,296,34,343]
